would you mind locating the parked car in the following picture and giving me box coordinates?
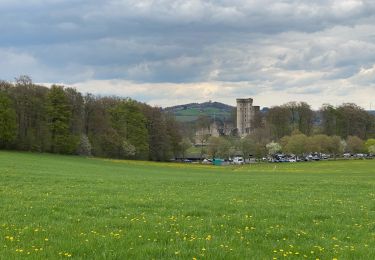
[233,156,244,165]
[355,153,365,158]
[202,159,212,164]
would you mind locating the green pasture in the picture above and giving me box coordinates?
[174,107,231,122]
[0,151,374,259]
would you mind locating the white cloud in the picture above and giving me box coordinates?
[67,78,374,110]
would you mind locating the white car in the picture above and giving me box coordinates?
[233,156,244,165]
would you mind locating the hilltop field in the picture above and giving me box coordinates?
[0,151,374,259]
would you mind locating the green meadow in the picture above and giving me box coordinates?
[0,151,374,259]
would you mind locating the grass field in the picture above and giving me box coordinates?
[173,107,231,122]
[0,151,374,259]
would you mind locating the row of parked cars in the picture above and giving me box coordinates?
[268,153,329,163]
[181,153,374,165]
[269,153,374,163]
[343,153,374,159]
[202,157,246,165]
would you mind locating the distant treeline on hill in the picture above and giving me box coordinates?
[0,76,374,161]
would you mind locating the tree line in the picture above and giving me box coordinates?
[197,101,375,159]
[0,76,185,161]
[205,133,375,160]
[1,76,375,161]
[265,101,374,140]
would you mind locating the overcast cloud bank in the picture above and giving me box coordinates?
[1,0,375,108]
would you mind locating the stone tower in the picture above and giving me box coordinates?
[236,98,259,136]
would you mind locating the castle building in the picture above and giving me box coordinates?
[236,98,260,136]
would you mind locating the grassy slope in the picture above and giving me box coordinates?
[0,151,374,259]
[173,107,231,122]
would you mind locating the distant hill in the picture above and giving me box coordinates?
[368,110,375,116]
[164,101,235,122]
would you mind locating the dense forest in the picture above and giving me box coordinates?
[0,76,183,161]
[1,76,374,161]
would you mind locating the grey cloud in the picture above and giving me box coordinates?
[1,0,375,107]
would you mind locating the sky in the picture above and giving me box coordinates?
[1,0,375,109]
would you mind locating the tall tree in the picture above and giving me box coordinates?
[320,104,337,136]
[296,102,314,135]
[266,106,292,139]
[336,104,372,139]
[46,85,77,154]
[143,106,171,161]
[0,92,17,146]
[10,80,50,151]
[110,99,149,159]
[165,114,183,159]
[65,87,84,136]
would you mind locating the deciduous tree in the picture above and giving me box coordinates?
[0,92,17,146]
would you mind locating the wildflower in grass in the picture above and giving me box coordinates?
[5,236,14,241]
